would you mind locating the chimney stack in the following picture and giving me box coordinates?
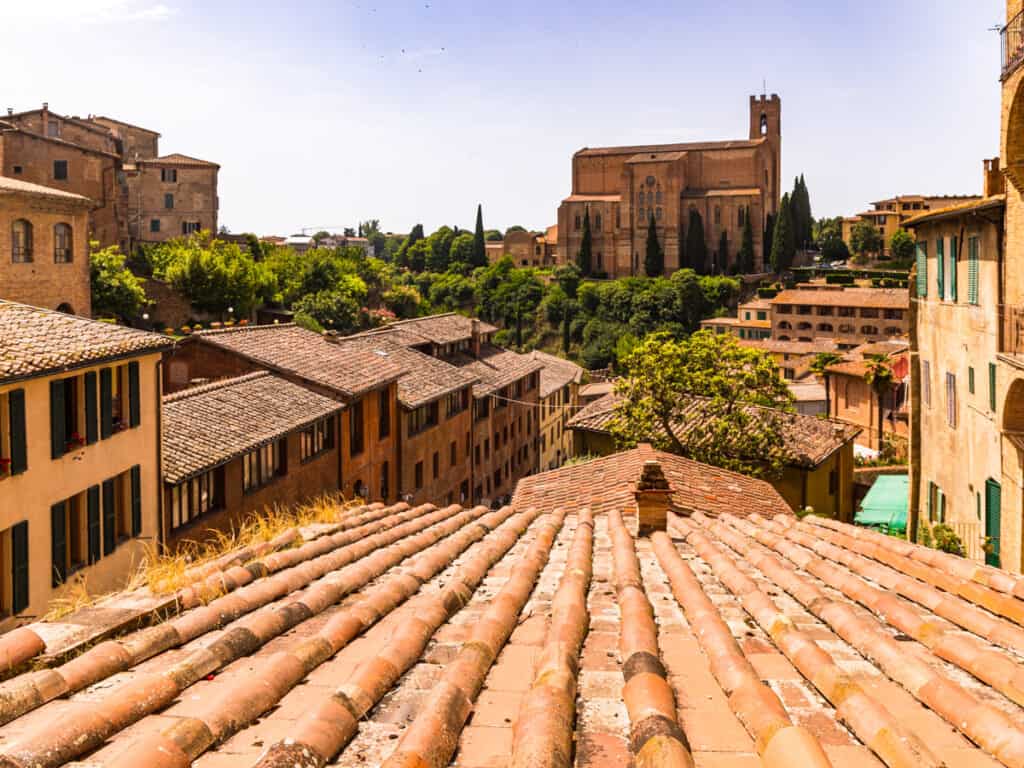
[635,459,672,536]
[471,317,481,358]
[6,108,11,116]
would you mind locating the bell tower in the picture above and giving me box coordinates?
[750,93,781,144]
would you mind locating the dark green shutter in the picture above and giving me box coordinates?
[927,481,935,522]
[985,480,1002,568]
[968,367,975,395]
[11,521,29,614]
[8,389,27,475]
[100,368,113,439]
[990,363,998,412]
[128,362,140,428]
[130,465,142,536]
[51,502,66,587]
[949,236,957,302]
[102,479,116,555]
[87,485,101,564]
[968,237,980,305]
[84,371,98,445]
[915,242,928,297]
[936,239,945,299]
[50,380,66,459]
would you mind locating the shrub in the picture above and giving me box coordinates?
[931,524,965,556]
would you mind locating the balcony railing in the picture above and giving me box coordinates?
[1003,11,1024,79]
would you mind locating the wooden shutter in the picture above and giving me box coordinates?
[968,237,980,305]
[8,389,27,475]
[100,368,113,439]
[915,242,928,297]
[102,479,116,555]
[128,362,140,428]
[985,479,1002,567]
[11,521,29,614]
[927,481,935,522]
[84,371,98,444]
[949,236,957,302]
[969,367,975,395]
[936,238,945,299]
[990,363,998,412]
[50,379,65,459]
[130,465,142,536]
[51,502,66,587]
[87,485,101,564]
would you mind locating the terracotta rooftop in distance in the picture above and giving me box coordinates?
[161,372,345,484]
[0,300,173,383]
[577,137,763,156]
[738,338,841,356]
[150,152,220,168]
[1,449,1023,767]
[193,323,405,399]
[0,175,94,204]
[454,344,546,397]
[567,392,860,468]
[384,312,498,345]
[772,287,909,309]
[529,350,584,398]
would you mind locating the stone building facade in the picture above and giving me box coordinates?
[125,154,219,244]
[771,287,909,350]
[842,194,981,256]
[555,94,781,277]
[0,176,94,315]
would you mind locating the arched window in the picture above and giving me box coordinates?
[638,207,645,221]
[56,303,74,315]
[817,323,834,333]
[861,325,879,335]
[738,207,745,227]
[638,192,644,206]
[760,113,768,135]
[12,219,33,263]
[797,321,812,331]
[839,324,855,334]
[655,190,662,204]
[656,207,663,220]
[54,223,73,263]
[778,321,792,330]
[647,191,653,205]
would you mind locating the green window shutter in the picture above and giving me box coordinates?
[87,485,101,564]
[128,362,140,428]
[130,465,142,536]
[915,242,928,297]
[50,380,66,459]
[11,521,29,614]
[968,237,980,305]
[84,371,98,445]
[990,363,998,412]
[102,478,116,555]
[936,238,945,299]
[8,389,27,475]
[100,368,113,439]
[927,481,935,522]
[939,491,946,524]
[949,236,957,302]
[969,367,975,394]
[51,501,66,587]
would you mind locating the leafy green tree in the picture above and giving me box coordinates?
[405,239,431,273]
[821,237,850,263]
[562,299,577,355]
[472,205,488,268]
[312,230,331,245]
[717,230,729,274]
[428,272,477,311]
[889,229,915,262]
[449,232,475,266]
[645,213,664,277]
[685,209,707,274]
[494,268,544,347]
[485,229,503,242]
[505,225,527,236]
[577,208,593,276]
[293,289,361,332]
[738,215,755,273]
[425,225,456,272]
[342,227,356,237]
[243,233,264,261]
[554,263,581,300]
[814,216,843,246]
[394,224,425,268]
[162,235,269,316]
[809,352,843,415]
[90,243,148,321]
[381,284,424,318]
[610,331,794,478]
[850,220,883,257]
[769,193,796,273]
[764,213,776,260]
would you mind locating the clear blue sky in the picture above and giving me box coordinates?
[1,0,1006,236]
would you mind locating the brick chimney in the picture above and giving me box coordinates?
[471,317,481,358]
[984,158,1005,197]
[635,459,672,536]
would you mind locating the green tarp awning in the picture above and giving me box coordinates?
[855,474,908,534]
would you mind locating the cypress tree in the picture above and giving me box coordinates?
[764,213,776,263]
[577,208,593,276]
[471,204,487,267]
[770,193,796,273]
[800,174,813,247]
[738,215,755,273]
[645,213,663,276]
[685,209,708,274]
[717,230,729,274]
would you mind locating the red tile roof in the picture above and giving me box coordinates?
[0,175,93,204]
[162,372,344,484]
[529,350,584,398]
[0,300,172,383]
[194,324,405,399]
[384,312,498,345]
[454,344,545,396]
[772,287,909,309]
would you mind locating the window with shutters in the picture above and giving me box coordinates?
[242,440,286,493]
[414,461,423,490]
[12,219,33,263]
[407,401,439,436]
[300,417,335,463]
[968,236,980,305]
[54,223,73,263]
[432,451,439,480]
[51,375,85,459]
[922,360,932,407]
[450,441,457,467]
[164,193,174,209]
[380,461,390,499]
[946,372,957,428]
[990,363,998,412]
[4,522,30,616]
[169,467,224,530]
[51,494,87,586]
[349,399,365,455]
[915,242,928,297]
[969,367,975,395]
[0,390,27,478]
[949,236,958,302]
[936,238,945,299]
[446,389,469,418]
[377,391,390,439]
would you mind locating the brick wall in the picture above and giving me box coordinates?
[129,162,218,243]
[400,398,473,506]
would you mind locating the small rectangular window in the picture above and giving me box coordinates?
[968,236,980,305]
[164,193,174,209]
[150,219,161,233]
[414,461,423,490]
[922,360,931,407]
[990,363,997,412]
[349,400,365,456]
[969,367,975,395]
[53,160,68,181]
[946,372,957,428]
[380,461,390,500]
[378,391,390,439]
[916,242,928,297]
[433,451,439,480]
[160,168,178,183]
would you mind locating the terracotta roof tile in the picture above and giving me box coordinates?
[567,392,859,467]
[772,288,909,309]
[0,300,172,383]
[529,350,584,398]
[194,324,405,399]
[384,312,498,345]
[454,344,545,396]
[0,175,93,204]
[161,372,344,484]
[151,153,219,168]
